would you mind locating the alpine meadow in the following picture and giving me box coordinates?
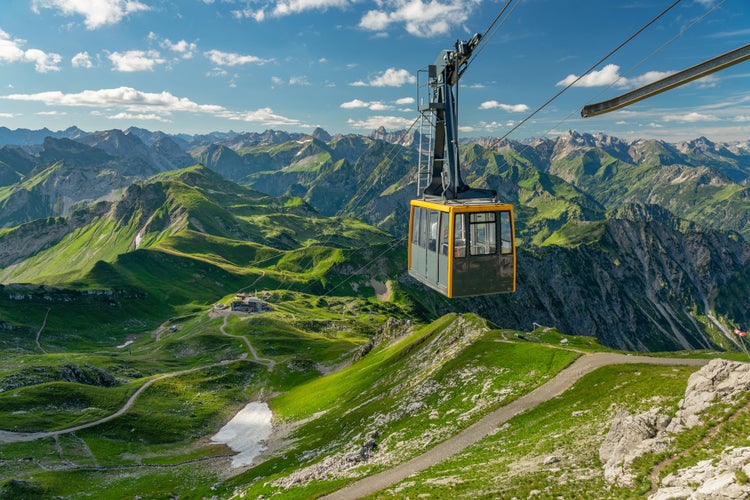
[0,123,748,499]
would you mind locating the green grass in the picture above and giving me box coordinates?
[376,363,703,499]
[0,380,138,432]
[0,287,403,498]
[228,314,582,499]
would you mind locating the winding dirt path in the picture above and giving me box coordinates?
[0,360,234,444]
[218,314,275,371]
[0,312,274,444]
[35,307,50,354]
[321,352,709,500]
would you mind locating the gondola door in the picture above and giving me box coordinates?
[408,204,450,296]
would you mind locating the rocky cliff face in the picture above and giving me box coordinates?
[425,219,749,352]
[0,204,108,271]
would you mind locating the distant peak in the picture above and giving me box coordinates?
[311,127,331,142]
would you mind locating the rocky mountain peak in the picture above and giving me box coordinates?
[311,127,332,142]
[39,137,112,165]
[370,126,389,141]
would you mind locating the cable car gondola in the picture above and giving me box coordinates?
[408,33,516,298]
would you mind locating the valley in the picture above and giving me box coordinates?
[0,126,749,498]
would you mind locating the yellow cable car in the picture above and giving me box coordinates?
[408,199,516,298]
[408,33,516,298]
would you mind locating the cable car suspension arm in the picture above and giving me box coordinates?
[582,42,750,117]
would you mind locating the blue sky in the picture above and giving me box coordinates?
[0,0,748,142]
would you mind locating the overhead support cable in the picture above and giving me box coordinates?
[486,0,683,148]
[461,0,520,78]
[581,42,750,117]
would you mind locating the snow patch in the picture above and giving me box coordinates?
[212,401,272,467]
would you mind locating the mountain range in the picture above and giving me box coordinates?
[0,125,748,352]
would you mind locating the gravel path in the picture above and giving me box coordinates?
[0,312,273,444]
[0,360,233,444]
[218,314,275,371]
[321,352,709,500]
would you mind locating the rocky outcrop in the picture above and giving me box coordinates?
[666,358,750,433]
[271,430,380,489]
[354,318,413,361]
[651,447,750,500]
[600,408,671,485]
[600,359,750,494]
[0,362,118,392]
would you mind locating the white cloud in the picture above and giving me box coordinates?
[359,0,479,37]
[232,8,266,21]
[479,100,529,113]
[161,38,197,59]
[341,98,412,110]
[359,10,390,31]
[2,87,224,114]
[205,49,270,66]
[347,115,416,130]
[0,29,61,72]
[272,0,348,16]
[110,111,170,122]
[477,120,516,131]
[557,64,624,88]
[108,50,165,72]
[0,112,15,118]
[2,86,302,127]
[628,70,674,88]
[556,65,690,92]
[352,68,416,87]
[341,99,370,109]
[72,51,93,68]
[232,0,474,37]
[226,107,302,126]
[289,76,310,86]
[396,97,415,105]
[369,102,392,111]
[207,68,228,78]
[24,48,62,73]
[662,112,718,122]
[233,0,347,21]
[32,0,151,29]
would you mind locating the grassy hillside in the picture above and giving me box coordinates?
[379,361,735,499]
[0,165,394,289]
[225,315,586,498]
[0,288,409,498]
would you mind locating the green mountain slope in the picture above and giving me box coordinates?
[1,129,749,499]
[0,165,394,288]
[549,136,750,239]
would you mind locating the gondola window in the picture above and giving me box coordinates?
[454,213,466,258]
[500,211,513,254]
[469,212,496,255]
